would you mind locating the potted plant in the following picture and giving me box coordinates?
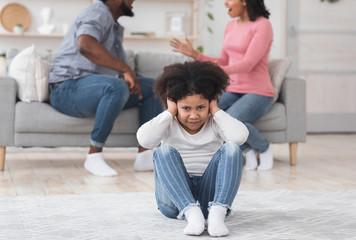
[13,24,24,34]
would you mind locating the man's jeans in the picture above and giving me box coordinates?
[50,74,162,147]
[218,92,274,153]
[153,142,243,219]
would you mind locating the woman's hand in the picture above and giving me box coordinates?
[209,99,220,116]
[167,98,178,117]
[170,37,198,59]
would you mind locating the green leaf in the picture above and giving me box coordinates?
[207,26,213,34]
[207,12,214,20]
[197,46,204,53]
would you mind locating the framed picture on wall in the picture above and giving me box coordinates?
[165,11,188,36]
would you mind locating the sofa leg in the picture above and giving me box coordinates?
[0,146,5,171]
[289,142,298,166]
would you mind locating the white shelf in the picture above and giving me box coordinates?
[0,32,197,40]
[0,32,64,38]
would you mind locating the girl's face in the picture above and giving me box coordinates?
[176,94,210,135]
[224,0,246,18]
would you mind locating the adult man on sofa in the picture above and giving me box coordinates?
[49,0,162,176]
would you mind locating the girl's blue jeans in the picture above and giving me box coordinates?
[218,92,274,153]
[153,142,243,219]
[50,74,162,147]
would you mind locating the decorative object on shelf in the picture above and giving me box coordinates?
[165,11,188,37]
[130,32,156,37]
[12,24,24,34]
[320,0,340,2]
[37,7,55,35]
[0,3,31,32]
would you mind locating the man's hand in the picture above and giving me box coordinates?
[170,37,198,59]
[123,69,142,99]
[209,99,220,116]
[166,98,177,117]
[78,35,142,98]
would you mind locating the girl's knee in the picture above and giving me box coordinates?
[154,145,180,167]
[154,145,177,156]
[223,141,239,152]
[223,142,243,160]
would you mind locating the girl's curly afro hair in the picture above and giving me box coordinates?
[154,61,229,108]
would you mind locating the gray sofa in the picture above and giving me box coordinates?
[0,50,306,171]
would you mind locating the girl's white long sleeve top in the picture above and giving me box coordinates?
[137,110,249,176]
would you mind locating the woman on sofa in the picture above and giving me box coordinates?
[170,0,275,170]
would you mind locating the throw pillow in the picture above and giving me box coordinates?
[8,45,38,102]
[35,58,52,102]
[8,46,52,102]
[268,56,293,101]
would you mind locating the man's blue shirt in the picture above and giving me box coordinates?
[49,1,126,83]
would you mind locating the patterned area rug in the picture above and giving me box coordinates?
[1,190,356,240]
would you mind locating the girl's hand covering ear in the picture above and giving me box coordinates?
[167,98,178,117]
[209,99,220,116]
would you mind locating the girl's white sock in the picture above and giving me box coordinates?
[244,149,257,170]
[183,206,205,236]
[134,149,154,171]
[84,152,118,177]
[258,144,273,170]
[208,205,229,237]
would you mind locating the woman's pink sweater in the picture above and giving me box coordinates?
[196,17,274,97]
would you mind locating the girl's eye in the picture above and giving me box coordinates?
[183,107,190,110]
[198,106,205,110]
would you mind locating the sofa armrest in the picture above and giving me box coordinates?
[0,76,17,146]
[279,77,307,143]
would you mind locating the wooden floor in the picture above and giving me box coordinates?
[1,134,356,196]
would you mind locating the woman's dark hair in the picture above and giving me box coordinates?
[154,61,229,108]
[245,0,270,21]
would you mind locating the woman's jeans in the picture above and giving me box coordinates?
[50,74,162,147]
[153,142,243,219]
[218,92,274,153]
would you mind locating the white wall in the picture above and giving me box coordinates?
[198,0,287,59]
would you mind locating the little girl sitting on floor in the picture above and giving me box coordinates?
[136,61,249,237]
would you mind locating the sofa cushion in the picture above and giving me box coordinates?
[268,57,293,101]
[8,45,38,102]
[15,102,139,134]
[135,51,193,79]
[254,102,286,131]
